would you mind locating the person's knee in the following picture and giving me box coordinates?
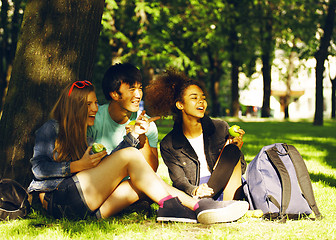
[116,147,144,163]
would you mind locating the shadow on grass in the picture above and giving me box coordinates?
[24,199,157,237]
[310,172,336,188]
[235,121,336,167]
[219,120,336,189]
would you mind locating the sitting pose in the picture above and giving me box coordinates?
[28,80,248,224]
[145,69,246,201]
[88,63,159,171]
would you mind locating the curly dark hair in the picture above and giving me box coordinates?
[145,68,207,120]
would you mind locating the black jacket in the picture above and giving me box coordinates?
[160,116,246,196]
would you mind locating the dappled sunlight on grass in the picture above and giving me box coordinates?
[156,119,336,185]
[1,119,335,239]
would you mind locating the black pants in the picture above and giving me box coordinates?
[206,144,243,200]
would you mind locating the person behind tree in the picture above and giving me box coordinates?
[28,80,249,224]
[145,69,247,201]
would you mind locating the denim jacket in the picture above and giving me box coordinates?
[28,119,139,193]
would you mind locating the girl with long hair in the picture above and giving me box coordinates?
[145,69,247,201]
[28,80,248,224]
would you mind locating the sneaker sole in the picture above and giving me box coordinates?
[157,217,197,223]
[197,201,249,224]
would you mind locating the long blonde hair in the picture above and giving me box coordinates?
[50,81,95,162]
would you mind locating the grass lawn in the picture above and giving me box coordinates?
[1,118,336,240]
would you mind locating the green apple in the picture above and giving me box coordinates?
[128,120,136,125]
[245,210,254,217]
[253,209,263,218]
[229,125,241,137]
[91,143,106,153]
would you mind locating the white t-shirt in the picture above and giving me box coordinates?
[187,133,211,178]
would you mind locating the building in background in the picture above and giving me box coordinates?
[239,52,334,120]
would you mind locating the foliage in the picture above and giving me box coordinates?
[1,0,335,118]
[91,0,335,118]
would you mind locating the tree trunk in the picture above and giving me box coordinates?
[260,7,273,118]
[231,63,240,118]
[208,71,221,117]
[284,50,295,119]
[0,0,24,117]
[332,77,336,119]
[0,0,104,187]
[314,0,336,126]
[261,53,272,118]
[207,50,222,117]
[229,29,240,118]
[0,0,10,116]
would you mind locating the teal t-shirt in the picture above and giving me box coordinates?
[87,104,158,154]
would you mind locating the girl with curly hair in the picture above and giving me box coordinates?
[145,69,247,201]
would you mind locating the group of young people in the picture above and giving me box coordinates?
[28,63,249,224]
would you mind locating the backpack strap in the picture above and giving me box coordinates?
[266,147,291,221]
[283,144,323,220]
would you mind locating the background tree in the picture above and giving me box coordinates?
[255,0,276,118]
[0,0,105,186]
[314,0,336,126]
[93,0,336,120]
[0,0,25,117]
[272,0,321,119]
[331,69,336,119]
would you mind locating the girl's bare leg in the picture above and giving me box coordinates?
[158,177,198,209]
[222,160,242,200]
[76,147,199,213]
[98,180,143,218]
[98,177,199,218]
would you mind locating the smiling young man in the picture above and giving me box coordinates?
[88,63,159,171]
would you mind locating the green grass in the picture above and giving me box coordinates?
[1,118,336,240]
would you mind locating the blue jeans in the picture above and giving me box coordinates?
[44,176,99,219]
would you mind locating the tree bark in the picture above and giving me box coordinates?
[314,0,336,126]
[207,50,222,117]
[260,5,274,118]
[332,77,336,119]
[0,0,10,116]
[284,50,295,119]
[0,0,24,117]
[261,52,272,118]
[229,29,240,118]
[0,0,104,187]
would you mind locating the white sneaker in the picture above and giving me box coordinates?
[196,199,249,224]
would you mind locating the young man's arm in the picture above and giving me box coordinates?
[138,135,159,171]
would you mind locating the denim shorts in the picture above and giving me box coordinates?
[44,176,99,219]
[199,176,224,201]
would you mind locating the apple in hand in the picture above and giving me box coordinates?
[91,143,106,154]
[229,125,241,137]
[128,120,136,125]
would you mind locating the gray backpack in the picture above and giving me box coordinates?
[243,143,323,222]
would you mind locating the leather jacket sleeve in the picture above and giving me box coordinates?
[160,142,197,196]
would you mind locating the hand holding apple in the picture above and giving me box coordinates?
[229,125,241,137]
[91,143,106,154]
[228,124,245,149]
